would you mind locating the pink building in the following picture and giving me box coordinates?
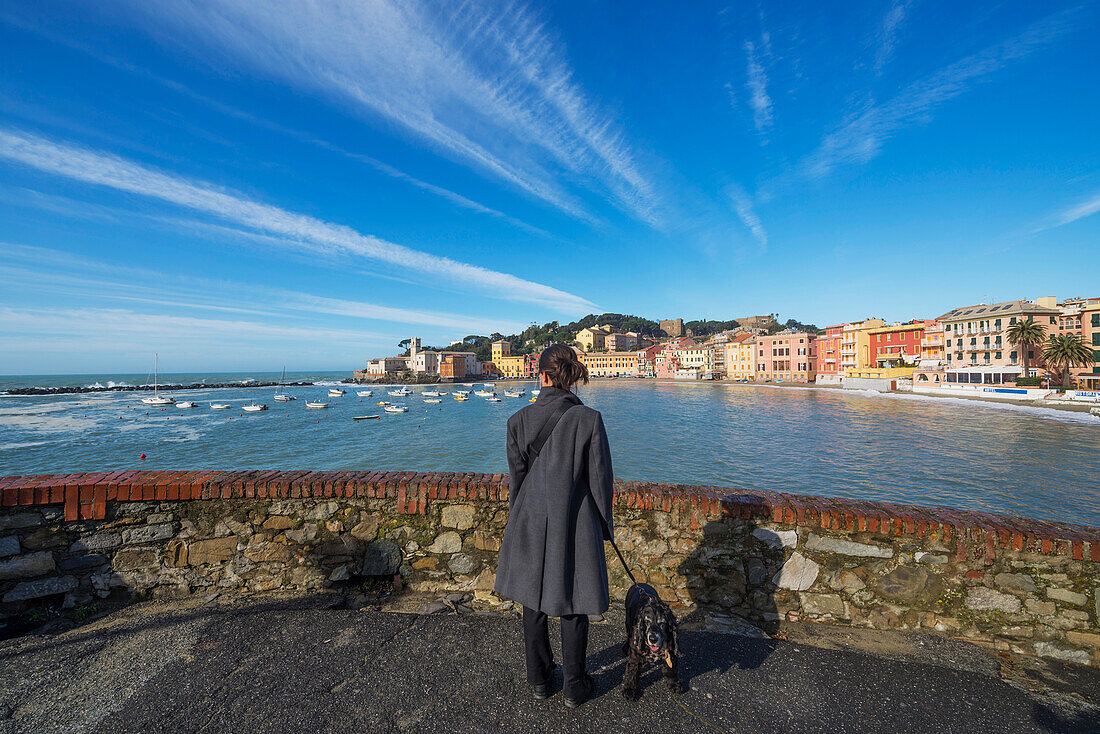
[756,331,817,383]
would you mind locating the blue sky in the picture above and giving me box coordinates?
[0,0,1097,373]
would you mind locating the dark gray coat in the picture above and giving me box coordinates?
[494,386,614,617]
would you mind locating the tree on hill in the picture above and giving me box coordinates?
[684,319,740,337]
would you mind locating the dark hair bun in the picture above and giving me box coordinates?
[538,344,589,390]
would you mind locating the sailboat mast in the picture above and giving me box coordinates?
[154,353,158,397]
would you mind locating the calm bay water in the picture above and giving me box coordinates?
[2,373,1098,527]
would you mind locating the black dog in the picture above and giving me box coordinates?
[621,582,682,699]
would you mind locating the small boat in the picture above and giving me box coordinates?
[462,383,474,387]
[422,390,442,397]
[384,405,409,413]
[242,403,268,412]
[274,367,296,401]
[210,403,231,410]
[1092,407,1100,417]
[176,401,197,409]
[503,390,524,398]
[529,397,536,402]
[475,390,495,397]
[376,401,391,406]
[454,389,471,397]
[454,395,469,402]
[352,415,380,422]
[356,390,374,397]
[306,401,329,409]
[424,398,442,404]
[140,353,175,405]
[486,397,502,402]
[388,388,412,397]
[328,388,346,397]
[483,383,495,388]
[531,389,540,395]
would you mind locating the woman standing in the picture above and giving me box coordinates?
[494,344,615,708]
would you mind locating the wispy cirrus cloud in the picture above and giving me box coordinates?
[1033,189,1100,232]
[874,0,913,73]
[744,40,774,140]
[727,184,767,250]
[110,0,659,225]
[793,6,1078,182]
[0,243,528,336]
[0,128,596,313]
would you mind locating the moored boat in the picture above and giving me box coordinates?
[328,388,346,397]
[140,353,175,405]
[242,403,268,412]
[474,390,494,397]
[486,396,502,402]
[210,403,231,410]
[356,390,374,397]
[176,401,197,409]
[384,404,409,413]
[274,367,296,401]
[305,401,329,409]
[424,398,442,404]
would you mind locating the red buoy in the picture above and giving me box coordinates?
[140,453,146,460]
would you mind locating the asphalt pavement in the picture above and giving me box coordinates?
[0,593,1097,734]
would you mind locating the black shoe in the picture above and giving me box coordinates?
[532,682,551,700]
[564,674,595,708]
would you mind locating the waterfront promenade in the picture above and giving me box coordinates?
[1,592,1097,733]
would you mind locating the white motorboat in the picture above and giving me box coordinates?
[305,401,329,409]
[210,403,231,410]
[475,390,495,397]
[388,387,412,396]
[328,388,346,397]
[140,353,175,405]
[424,398,442,404]
[176,401,197,409]
[356,390,374,397]
[383,404,409,413]
[274,367,296,401]
[486,397,502,402]
[1092,407,1100,417]
[454,389,471,396]
[483,383,495,388]
[532,389,540,395]
[422,390,442,397]
[242,403,268,412]
[503,390,524,398]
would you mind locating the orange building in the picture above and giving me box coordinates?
[440,354,467,380]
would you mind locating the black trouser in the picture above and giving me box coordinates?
[522,606,589,697]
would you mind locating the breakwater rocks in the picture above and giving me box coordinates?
[2,381,319,397]
[1,471,1098,666]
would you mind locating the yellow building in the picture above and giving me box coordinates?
[495,355,527,379]
[579,351,638,377]
[723,335,756,380]
[575,325,615,351]
[491,340,510,364]
[840,318,885,374]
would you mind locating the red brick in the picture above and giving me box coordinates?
[1072,541,1083,561]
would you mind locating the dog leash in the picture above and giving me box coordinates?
[518,400,638,587]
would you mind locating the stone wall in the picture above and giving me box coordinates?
[1,471,1098,666]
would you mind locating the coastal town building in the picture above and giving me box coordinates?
[440,354,466,380]
[723,334,755,380]
[912,321,947,385]
[575,325,617,351]
[603,332,640,352]
[735,314,779,333]
[636,344,663,377]
[867,321,932,368]
[491,339,510,364]
[362,337,480,378]
[659,318,684,338]
[496,354,538,379]
[938,298,1061,383]
[756,331,816,383]
[579,351,639,377]
[1079,300,1100,389]
[840,318,886,375]
[813,325,843,384]
[653,340,714,379]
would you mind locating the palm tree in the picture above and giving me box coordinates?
[1006,317,1045,377]
[1042,333,1093,388]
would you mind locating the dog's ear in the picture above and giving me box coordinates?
[631,614,645,651]
[663,606,681,657]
